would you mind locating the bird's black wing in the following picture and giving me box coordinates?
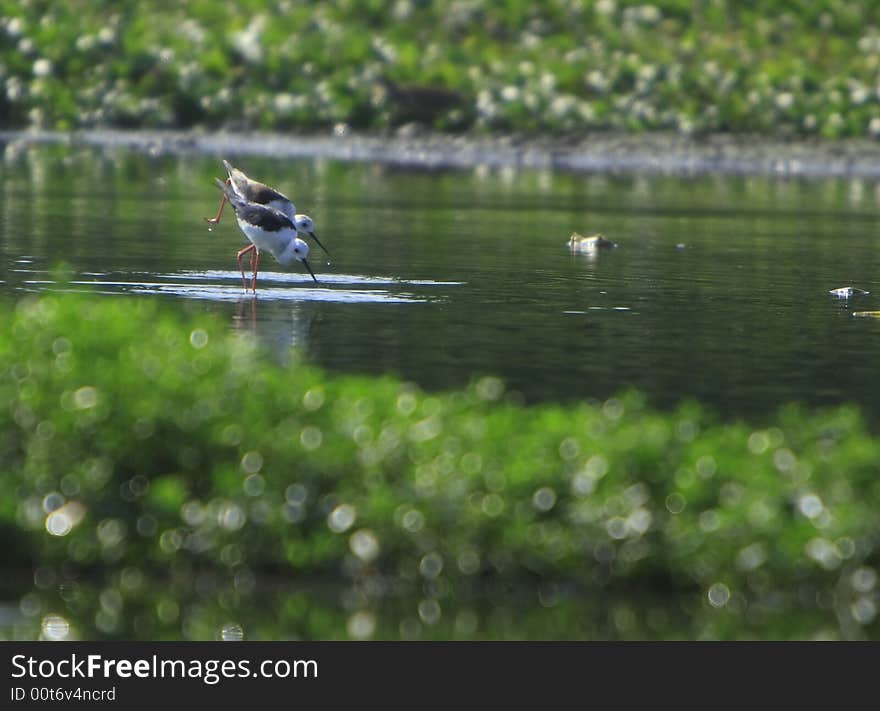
[216,178,294,232]
[234,201,293,232]
[247,183,289,206]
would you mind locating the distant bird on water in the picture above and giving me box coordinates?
[568,232,617,252]
[205,160,330,257]
[214,178,317,292]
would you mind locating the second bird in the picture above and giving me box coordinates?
[206,160,330,257]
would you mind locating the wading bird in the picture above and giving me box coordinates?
[214,178,317,292]
[205,160,330,256]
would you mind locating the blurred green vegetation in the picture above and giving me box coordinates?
[2,293,880,639]
[4,1,880,137]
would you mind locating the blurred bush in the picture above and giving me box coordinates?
[4,1,880,136]
[2,293,880,639]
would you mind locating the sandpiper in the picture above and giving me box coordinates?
[568,232,617,251]
[215,178,317,292]
[205,160,330,256]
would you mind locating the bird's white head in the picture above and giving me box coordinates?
[290,236,310,262]
[294,213,331,257]
[294,214,315,235]
[280,236,317,282]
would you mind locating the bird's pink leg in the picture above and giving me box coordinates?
[237,244,256,290]
[204,178,231,225]
[251,249,261,293]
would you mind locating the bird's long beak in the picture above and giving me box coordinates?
[308,231,331,256]
[302,258,318,283]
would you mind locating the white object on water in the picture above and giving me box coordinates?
[829,286,870,298]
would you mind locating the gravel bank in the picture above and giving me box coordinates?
[5,128,880,178]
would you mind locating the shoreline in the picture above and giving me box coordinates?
[5,128,880,178]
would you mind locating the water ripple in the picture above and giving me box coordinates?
[18,270,462,304]
[123,283,424,303]
[168,270,465,287]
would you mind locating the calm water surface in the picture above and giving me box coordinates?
[3,142,880,421]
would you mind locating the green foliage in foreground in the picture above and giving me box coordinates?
[2,294,880,640]
[5,1,880,137]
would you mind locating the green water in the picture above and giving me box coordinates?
[3,141,880,640]
[4,143,880,418]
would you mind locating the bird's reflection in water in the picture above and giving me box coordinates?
[232,296,318,364]
[233,295,257,334]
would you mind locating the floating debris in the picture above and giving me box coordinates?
[568,232,617,252]
[853,311,880,318]
[829,286,870,298]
